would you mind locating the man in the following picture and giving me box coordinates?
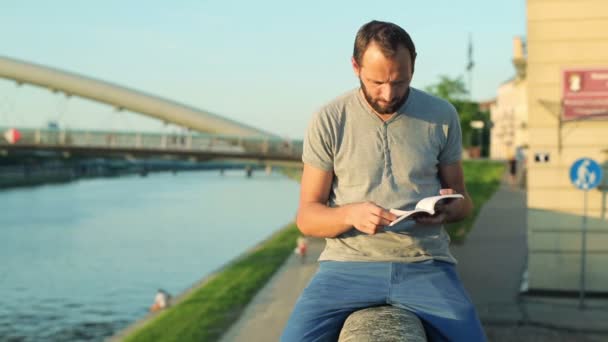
[281,20,486,341]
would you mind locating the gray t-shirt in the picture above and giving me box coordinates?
[302,87,462,264]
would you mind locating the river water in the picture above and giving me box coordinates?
[0,170,300,341]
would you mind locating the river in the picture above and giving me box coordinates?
[0,170,300,341]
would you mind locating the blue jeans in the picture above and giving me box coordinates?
[281,260,486,342]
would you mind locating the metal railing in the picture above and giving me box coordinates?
[0,127,303,161]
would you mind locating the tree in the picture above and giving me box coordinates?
[425,75,490,156]
[424,75,468,103]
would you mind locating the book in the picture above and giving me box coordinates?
[388,194,464,226]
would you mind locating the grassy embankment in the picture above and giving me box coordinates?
[122,161,504,341]
[445,160,505,243]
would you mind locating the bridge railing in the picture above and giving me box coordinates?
[0,127,303,160]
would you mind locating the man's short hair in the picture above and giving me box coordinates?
[353,20,417,68]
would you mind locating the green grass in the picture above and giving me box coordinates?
[445,160,505,243]
[123,223,301,342]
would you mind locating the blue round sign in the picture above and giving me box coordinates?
[570,158,603,190]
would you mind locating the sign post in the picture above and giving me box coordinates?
[569,158,603,309]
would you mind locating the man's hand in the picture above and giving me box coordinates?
[415,188,465,225]
[344,202,398,235]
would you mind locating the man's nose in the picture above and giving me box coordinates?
[380,84,396,102]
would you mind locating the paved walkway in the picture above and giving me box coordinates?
[450,180,529,324]
[452,180,608,341]
[220,178,608,341]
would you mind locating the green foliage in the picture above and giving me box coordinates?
[424,75,469,103]
[124,223,301,342]
[455,100,490,155]
[445,161,505,243]
[425,75,491,155]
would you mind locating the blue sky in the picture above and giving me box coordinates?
[0,0,525,138]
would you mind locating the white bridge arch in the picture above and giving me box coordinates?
[0,55,275,138]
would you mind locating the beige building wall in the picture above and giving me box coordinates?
[490,36,528,161]
[490,77,528,160]
[526,0,608,292]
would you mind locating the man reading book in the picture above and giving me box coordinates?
[281,20,486,342]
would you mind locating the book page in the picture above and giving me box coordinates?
[388,208,428,226]
[415,194,464,212]
[388,194,464,227]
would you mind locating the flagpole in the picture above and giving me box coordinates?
[467,33,473,101]
[468,67,473,101]
[466,33,477,154]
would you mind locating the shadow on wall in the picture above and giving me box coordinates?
[527,205,608,293]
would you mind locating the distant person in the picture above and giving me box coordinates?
[515,146,527,188]
[281,20,485,341]
[294,236,308,263]
[150,289,171,313]
[508,151,517,186]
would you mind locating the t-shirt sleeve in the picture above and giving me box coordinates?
[301,110,334,171]
[438,105,462,165]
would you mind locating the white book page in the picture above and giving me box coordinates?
[415,194,463,212]
[388,194,464,227]
[388,208,427,226]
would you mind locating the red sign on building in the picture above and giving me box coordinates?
[563,68,608,120]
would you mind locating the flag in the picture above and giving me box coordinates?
[466,34,474,71]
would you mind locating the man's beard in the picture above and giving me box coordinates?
[360,81,409,115]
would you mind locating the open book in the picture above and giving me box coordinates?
[388,194,464,226]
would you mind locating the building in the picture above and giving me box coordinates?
[525,0,608,293]
[489,37,528,161]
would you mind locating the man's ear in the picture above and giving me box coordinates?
[351,57,361,77]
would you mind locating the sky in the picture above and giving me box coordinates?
[0,0,526,139]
